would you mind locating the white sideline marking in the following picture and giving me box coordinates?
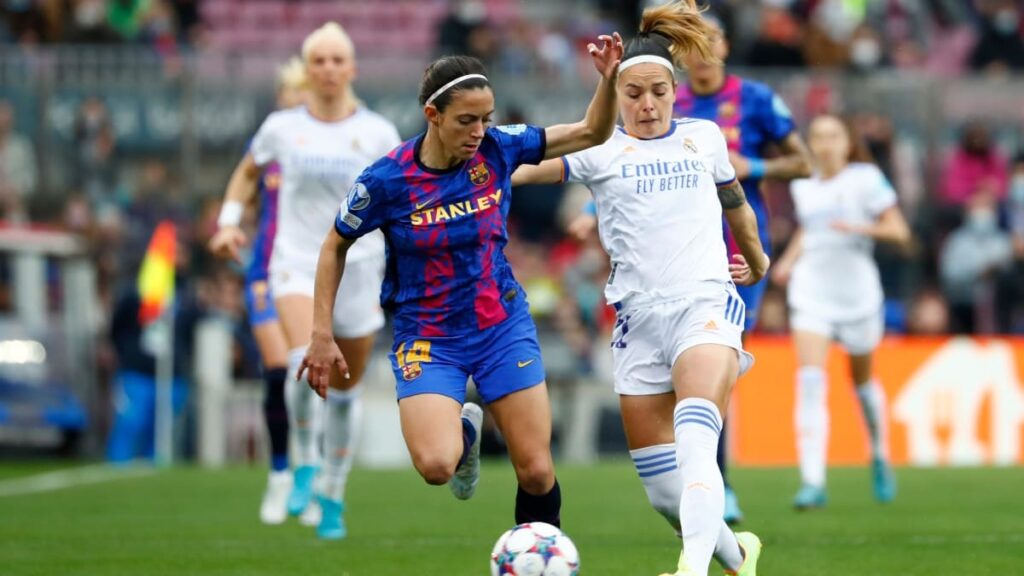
[0,464,156,497]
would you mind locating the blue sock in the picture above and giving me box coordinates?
[457,416,477,469]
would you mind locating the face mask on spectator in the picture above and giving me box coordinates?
[850,38,881,69]
[994,9,1020,35]
[968,209,997,232]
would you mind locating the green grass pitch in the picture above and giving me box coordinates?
[1,461,1021,575]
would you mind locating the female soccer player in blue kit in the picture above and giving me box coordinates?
[299,35,624,528]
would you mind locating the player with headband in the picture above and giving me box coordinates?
[513,2,765,574]
[299,34,623,528]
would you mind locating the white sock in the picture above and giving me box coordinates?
[856,379,889,461]
[316,386,363,502]
[286,346,321,468]
[795,366,828,488]
[674,398,726,576]
[630,443,744,572]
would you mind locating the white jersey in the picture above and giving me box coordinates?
[563,119,736,306]
[788,163,897,321]
[250,106,401,274]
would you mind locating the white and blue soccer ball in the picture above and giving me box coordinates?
[490,522,580,576]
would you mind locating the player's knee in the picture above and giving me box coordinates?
[413,454,456,486]
[513,456,554,494]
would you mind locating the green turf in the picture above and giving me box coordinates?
[1,461,1021,575]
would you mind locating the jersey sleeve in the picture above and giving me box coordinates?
[755,85,797,143]
[334,170,389,240]
[862,165,898,216]
[709,125,738,186]
[491,124,547,167]
[561,147,597,185]
[249,114,280,167]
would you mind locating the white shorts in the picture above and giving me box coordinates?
[789,308,884,356]
[611,287,755,396]
[269,256,385,339]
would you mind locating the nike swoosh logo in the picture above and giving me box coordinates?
[517,359,535,368]
[415,198,438,210]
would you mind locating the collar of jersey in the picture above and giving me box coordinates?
[413,133,467,175]
[617,120,676,141]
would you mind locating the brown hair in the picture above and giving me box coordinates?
[814,113,874,164]
[626,0,719,69]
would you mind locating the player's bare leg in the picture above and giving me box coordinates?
[489,383,560,527]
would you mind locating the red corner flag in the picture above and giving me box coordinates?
[137,221,176,326]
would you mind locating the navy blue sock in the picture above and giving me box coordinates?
[457,415,477,469]
[515,479,561,527]
[717,419,730,489]
[262,367,289,472]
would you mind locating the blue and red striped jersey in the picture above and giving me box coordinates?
[246,161,281,283]
[674,75,795,254]
[335,124,546,340]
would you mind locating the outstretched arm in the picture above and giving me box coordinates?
[298,230,355,398]
[731,132,813,182]
[209,153,263,262]
[832,205,912,248]
[719,181,769,285]
[512,159,566,187]
[542,33,623,159]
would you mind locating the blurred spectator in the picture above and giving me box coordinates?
[123,158,187,269]
[66,0,120,43]
[939,193,1013,333]
[970,0,1024,73]
[0,100,38,212]
[905,288,950,335]
[995,153,1024,333]
[1,0,48,43]
[107,0,150,41]
[437,0,487,56]
[940,120,1010,207]
[73,97,118,209]
[748,6,807,67]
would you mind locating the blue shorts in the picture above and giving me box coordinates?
[245,278,278,327]
[736,278,765,331]
[390,310,546,405]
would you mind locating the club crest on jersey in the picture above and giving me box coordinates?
[402,362,422,381]
[683,138,699,154]
[469,162,492,187]
[718,101,736,119]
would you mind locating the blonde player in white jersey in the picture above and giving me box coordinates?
[209,22,400,540]
[514,3,766,575]
[771,114,910,510]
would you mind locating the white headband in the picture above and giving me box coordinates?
[618,55,675,73]
[424,73,488,107]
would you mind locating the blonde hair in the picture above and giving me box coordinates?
[638,0,719,68]
[276,56,307,90]
[301,22,360,104]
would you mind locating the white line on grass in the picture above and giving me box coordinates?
[0,464,156,497]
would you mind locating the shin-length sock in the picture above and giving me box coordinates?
[795,366,829,487]
[674,398,726,576]
[315,386,363,502]
[514,480,561,527]
[286,346,321,467]
[855,379,889,460]
[262,367,289,472]
[630,443,743,571]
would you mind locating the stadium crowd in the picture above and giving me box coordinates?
[1,0,1024,381]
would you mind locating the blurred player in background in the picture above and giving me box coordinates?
[514,3,766,574]
[209,57,305,525]
[300,35,622,530]
[672,13,812,524]
[210,22,401,540]
[771,114,910,510]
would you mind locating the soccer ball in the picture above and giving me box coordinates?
[490,522,580,576]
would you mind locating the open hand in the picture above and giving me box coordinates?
[587,32,624,82]
[297,332,350,399]
[208,226,248,263]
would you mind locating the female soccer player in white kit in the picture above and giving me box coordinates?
[514,3,767,574]
[772,114,910,509]
[210,22,400,540]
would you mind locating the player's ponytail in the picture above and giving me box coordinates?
[301,22,362,106]
[627,0,718,69]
